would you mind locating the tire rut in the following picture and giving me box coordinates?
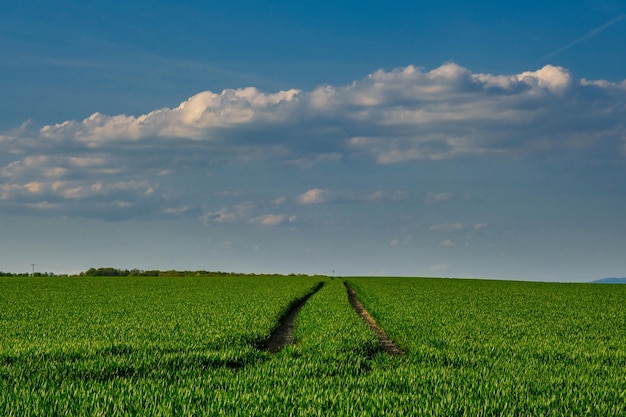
[260,282,324,353]
[344,282,404,356]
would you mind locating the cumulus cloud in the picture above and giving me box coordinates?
[297,188,332,204]
[39,87,301,145]
[516,65,572,93]
[2,62,626,218]
[25,61,626,162]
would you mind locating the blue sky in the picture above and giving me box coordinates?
[1,0,625,281]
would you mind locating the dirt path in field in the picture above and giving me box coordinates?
[344,282,404,356]
[261,282,324,353]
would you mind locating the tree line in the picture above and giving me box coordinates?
[80,268,233,277]
[1,267,316,277]
[0,271,61,277]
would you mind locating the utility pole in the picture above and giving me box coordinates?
[31,264,35,276]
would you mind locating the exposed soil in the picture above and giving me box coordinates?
[260,282,324,353]
[344,282,404,356]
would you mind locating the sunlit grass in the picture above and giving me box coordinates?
[2,275,625,415]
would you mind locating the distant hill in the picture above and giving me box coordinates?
[592,277,626,284]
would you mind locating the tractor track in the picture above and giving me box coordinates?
[344,282,404,356]
[260,282,324,353]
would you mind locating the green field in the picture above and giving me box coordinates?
[1,275,626,416]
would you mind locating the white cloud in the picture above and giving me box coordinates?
[39,87,301,145]
[24,62,625,163]
[580,78,626,89]
[297,188,407,205]
[162,206,189,215]
[297,188,331,204]
[0,178,156,202]
[2,62,626,219]
[7,62,625,166]
[251,214,293,226]
[273,196,286,205]
[517,65,572,94]
[441,239,456,247]
[24,181,44,193]
[200,203,296,227]
[59,180,155,200]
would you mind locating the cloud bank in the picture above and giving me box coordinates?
[1,62,625,219]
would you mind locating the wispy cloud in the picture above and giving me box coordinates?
[424,192,455,204]
[297,188,408,205]
[543,15,626,59]
[251,214,295,226]
[440,239,456,248]
[430,223,465,233]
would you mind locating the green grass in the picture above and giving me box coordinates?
[0,274,322,416]
[346,277,626,416]
[2,275,626,415]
